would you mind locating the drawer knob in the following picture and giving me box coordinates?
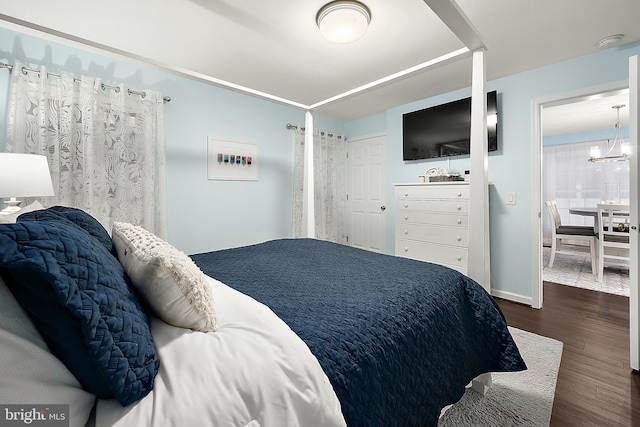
[404,230,409,235]
[456,255,462,261]
[456,236,462,241]
[456,219,462,225]
[457,192,462,197]
[404,247,409,252]
[404,216,409,220]
[405,203,409,208]
[457,205,462,211]
[405,192,409,197]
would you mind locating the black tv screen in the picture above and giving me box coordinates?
[402,91,498,161]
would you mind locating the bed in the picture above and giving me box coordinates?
[0,206,526,427]
[190,238,526,426]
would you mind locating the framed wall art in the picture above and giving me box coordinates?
[207,137,259,181]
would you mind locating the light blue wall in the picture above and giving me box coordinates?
[544,127,629,146]
[344,111,386,136]
[345,41,640,300]
[0,26,343,254]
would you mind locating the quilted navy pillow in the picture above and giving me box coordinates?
[0,220,159,406]
[18,205,115,255]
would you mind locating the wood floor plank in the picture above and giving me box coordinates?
[495,282,640,427]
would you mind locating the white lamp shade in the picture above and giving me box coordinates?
[0,153,55,198]
[317,1,371,44]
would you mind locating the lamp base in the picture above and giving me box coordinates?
[0,197,23,215]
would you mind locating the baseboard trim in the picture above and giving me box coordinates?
[491,289,533,306]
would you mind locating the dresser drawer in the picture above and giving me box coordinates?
[397,211,468,227]
[395,239,468,267]
[396,223,468,247]
[397,185,469,200]
[397,199,468,214]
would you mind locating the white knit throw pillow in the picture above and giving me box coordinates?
[112,222,217,332]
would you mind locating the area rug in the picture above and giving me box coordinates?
[438,327,563,427]
[542,246,629,297]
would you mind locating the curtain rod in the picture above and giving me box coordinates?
[0,61,171,103]
[285,123,346,140]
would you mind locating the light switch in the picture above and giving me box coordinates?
[506,192,517,205]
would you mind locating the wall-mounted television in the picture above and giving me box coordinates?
[402,91,498,161]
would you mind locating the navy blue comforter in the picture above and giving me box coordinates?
[191,238,525,426]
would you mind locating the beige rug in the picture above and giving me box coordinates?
[542,246,629,297]
[438,327,563,427]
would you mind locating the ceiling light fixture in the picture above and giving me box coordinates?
[316,1,371,44]
[589,104,631,162]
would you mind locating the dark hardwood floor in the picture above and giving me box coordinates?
[495,282,640,427]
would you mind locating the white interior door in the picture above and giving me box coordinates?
[629,55,639,371]
[347,134,386,253]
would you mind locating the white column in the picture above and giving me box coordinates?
[303,111,316,238]
[467,49,490,292]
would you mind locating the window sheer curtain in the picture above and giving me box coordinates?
[292,127,347,243]
[5,60,167,238]
[543,140,630,244]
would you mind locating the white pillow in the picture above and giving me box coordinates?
[111,222,217,332]
[0,201,43,224]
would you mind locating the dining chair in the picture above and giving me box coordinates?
[545,201,597,274]
[596,203,630,283]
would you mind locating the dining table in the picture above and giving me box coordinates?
[569,206,630,233]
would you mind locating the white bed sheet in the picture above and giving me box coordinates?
[95,276,346,427]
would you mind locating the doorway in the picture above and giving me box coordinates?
[531,81,632,308]
[541,90,630,296]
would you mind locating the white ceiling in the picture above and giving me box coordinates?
[543,91,630,136]
[1,0,639,128]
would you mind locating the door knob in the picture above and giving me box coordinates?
[381,205,386,211]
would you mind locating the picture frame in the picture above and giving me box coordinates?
[207,137,259,181]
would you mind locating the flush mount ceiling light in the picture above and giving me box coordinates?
[316,1,371,44]
[596,34,624,49]
[589,104,631,163]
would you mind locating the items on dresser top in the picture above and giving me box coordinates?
[424,167,464,182]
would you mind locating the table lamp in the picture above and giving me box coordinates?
[0,153,55,215]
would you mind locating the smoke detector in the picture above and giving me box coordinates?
[596,34,624,49]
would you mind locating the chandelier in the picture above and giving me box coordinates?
[588,104,631,162]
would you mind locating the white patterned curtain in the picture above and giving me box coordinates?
[543,140,629,244]
[292,126,347,243]
[5,60,167,238]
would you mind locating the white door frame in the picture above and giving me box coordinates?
[531,80,630,309]
[629,55,639,370]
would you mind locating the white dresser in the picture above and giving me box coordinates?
[395,182,470,274]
